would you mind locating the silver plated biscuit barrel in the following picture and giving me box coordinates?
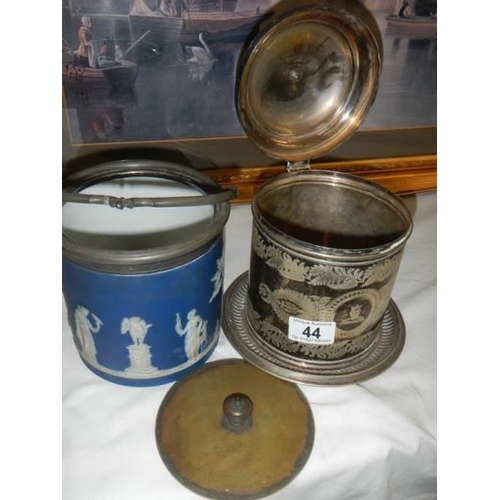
[222,5,413,385]
[62,159,237,386]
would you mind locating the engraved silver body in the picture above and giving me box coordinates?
[245,170,412,364]
[222,5,413,384]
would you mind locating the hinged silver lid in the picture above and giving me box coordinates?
[236,5,381,163]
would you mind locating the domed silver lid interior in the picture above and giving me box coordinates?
[236,5,381,163]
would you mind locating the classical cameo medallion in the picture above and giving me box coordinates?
[246,297,380,361]
[330,289,381,339]
[259,283,340,322]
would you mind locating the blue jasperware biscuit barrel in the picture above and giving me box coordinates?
[62,159,237,386]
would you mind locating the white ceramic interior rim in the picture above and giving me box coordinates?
[63,178,213,236]
[252,170,413,265]
[62,159,231,273]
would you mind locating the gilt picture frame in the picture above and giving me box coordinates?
[62,0,437,200]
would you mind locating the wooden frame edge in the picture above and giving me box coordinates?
[206,154,437,204]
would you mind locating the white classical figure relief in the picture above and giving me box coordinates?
[209,256,224,303]
[120,317,152,345]
[121,316,158,374]
[175,309,208,360]
[74,305,103,364]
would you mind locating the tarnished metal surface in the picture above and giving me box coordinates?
[62,159,233,273]
[226,5,408,385]
[222,273,406,386]
[252,170,411,260]
[62,160,232,385]
[232,171,412,370]
[62,185,238,209]
[236,5,381,162]
[156,359,314,499]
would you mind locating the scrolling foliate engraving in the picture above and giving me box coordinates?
[252,226,401,289]
[307,265,364,289]
[261,319,302,353]
[276,252,310,282]
[263,245,309,282]
[362,258,401,287]
[298,330,378,359]
[252,228,267,260]
[247,300,379,361]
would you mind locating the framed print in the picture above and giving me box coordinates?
[62,0,437,200]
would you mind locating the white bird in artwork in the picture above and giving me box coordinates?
[185,32,214,65]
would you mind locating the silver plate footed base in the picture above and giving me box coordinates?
[222,272,406,386]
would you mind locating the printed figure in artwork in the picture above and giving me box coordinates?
[77,16,99,68]
[74,305,103,364]
[121,317,153,345]
[175,309,208,361]
[398,1,412,18]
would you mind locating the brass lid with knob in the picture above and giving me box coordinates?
[155,359,314,499]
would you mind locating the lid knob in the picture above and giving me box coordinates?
[156,360,314,498]
[221,392,253,433]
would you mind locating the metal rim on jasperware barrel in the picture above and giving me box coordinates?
[62,159,237,274]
